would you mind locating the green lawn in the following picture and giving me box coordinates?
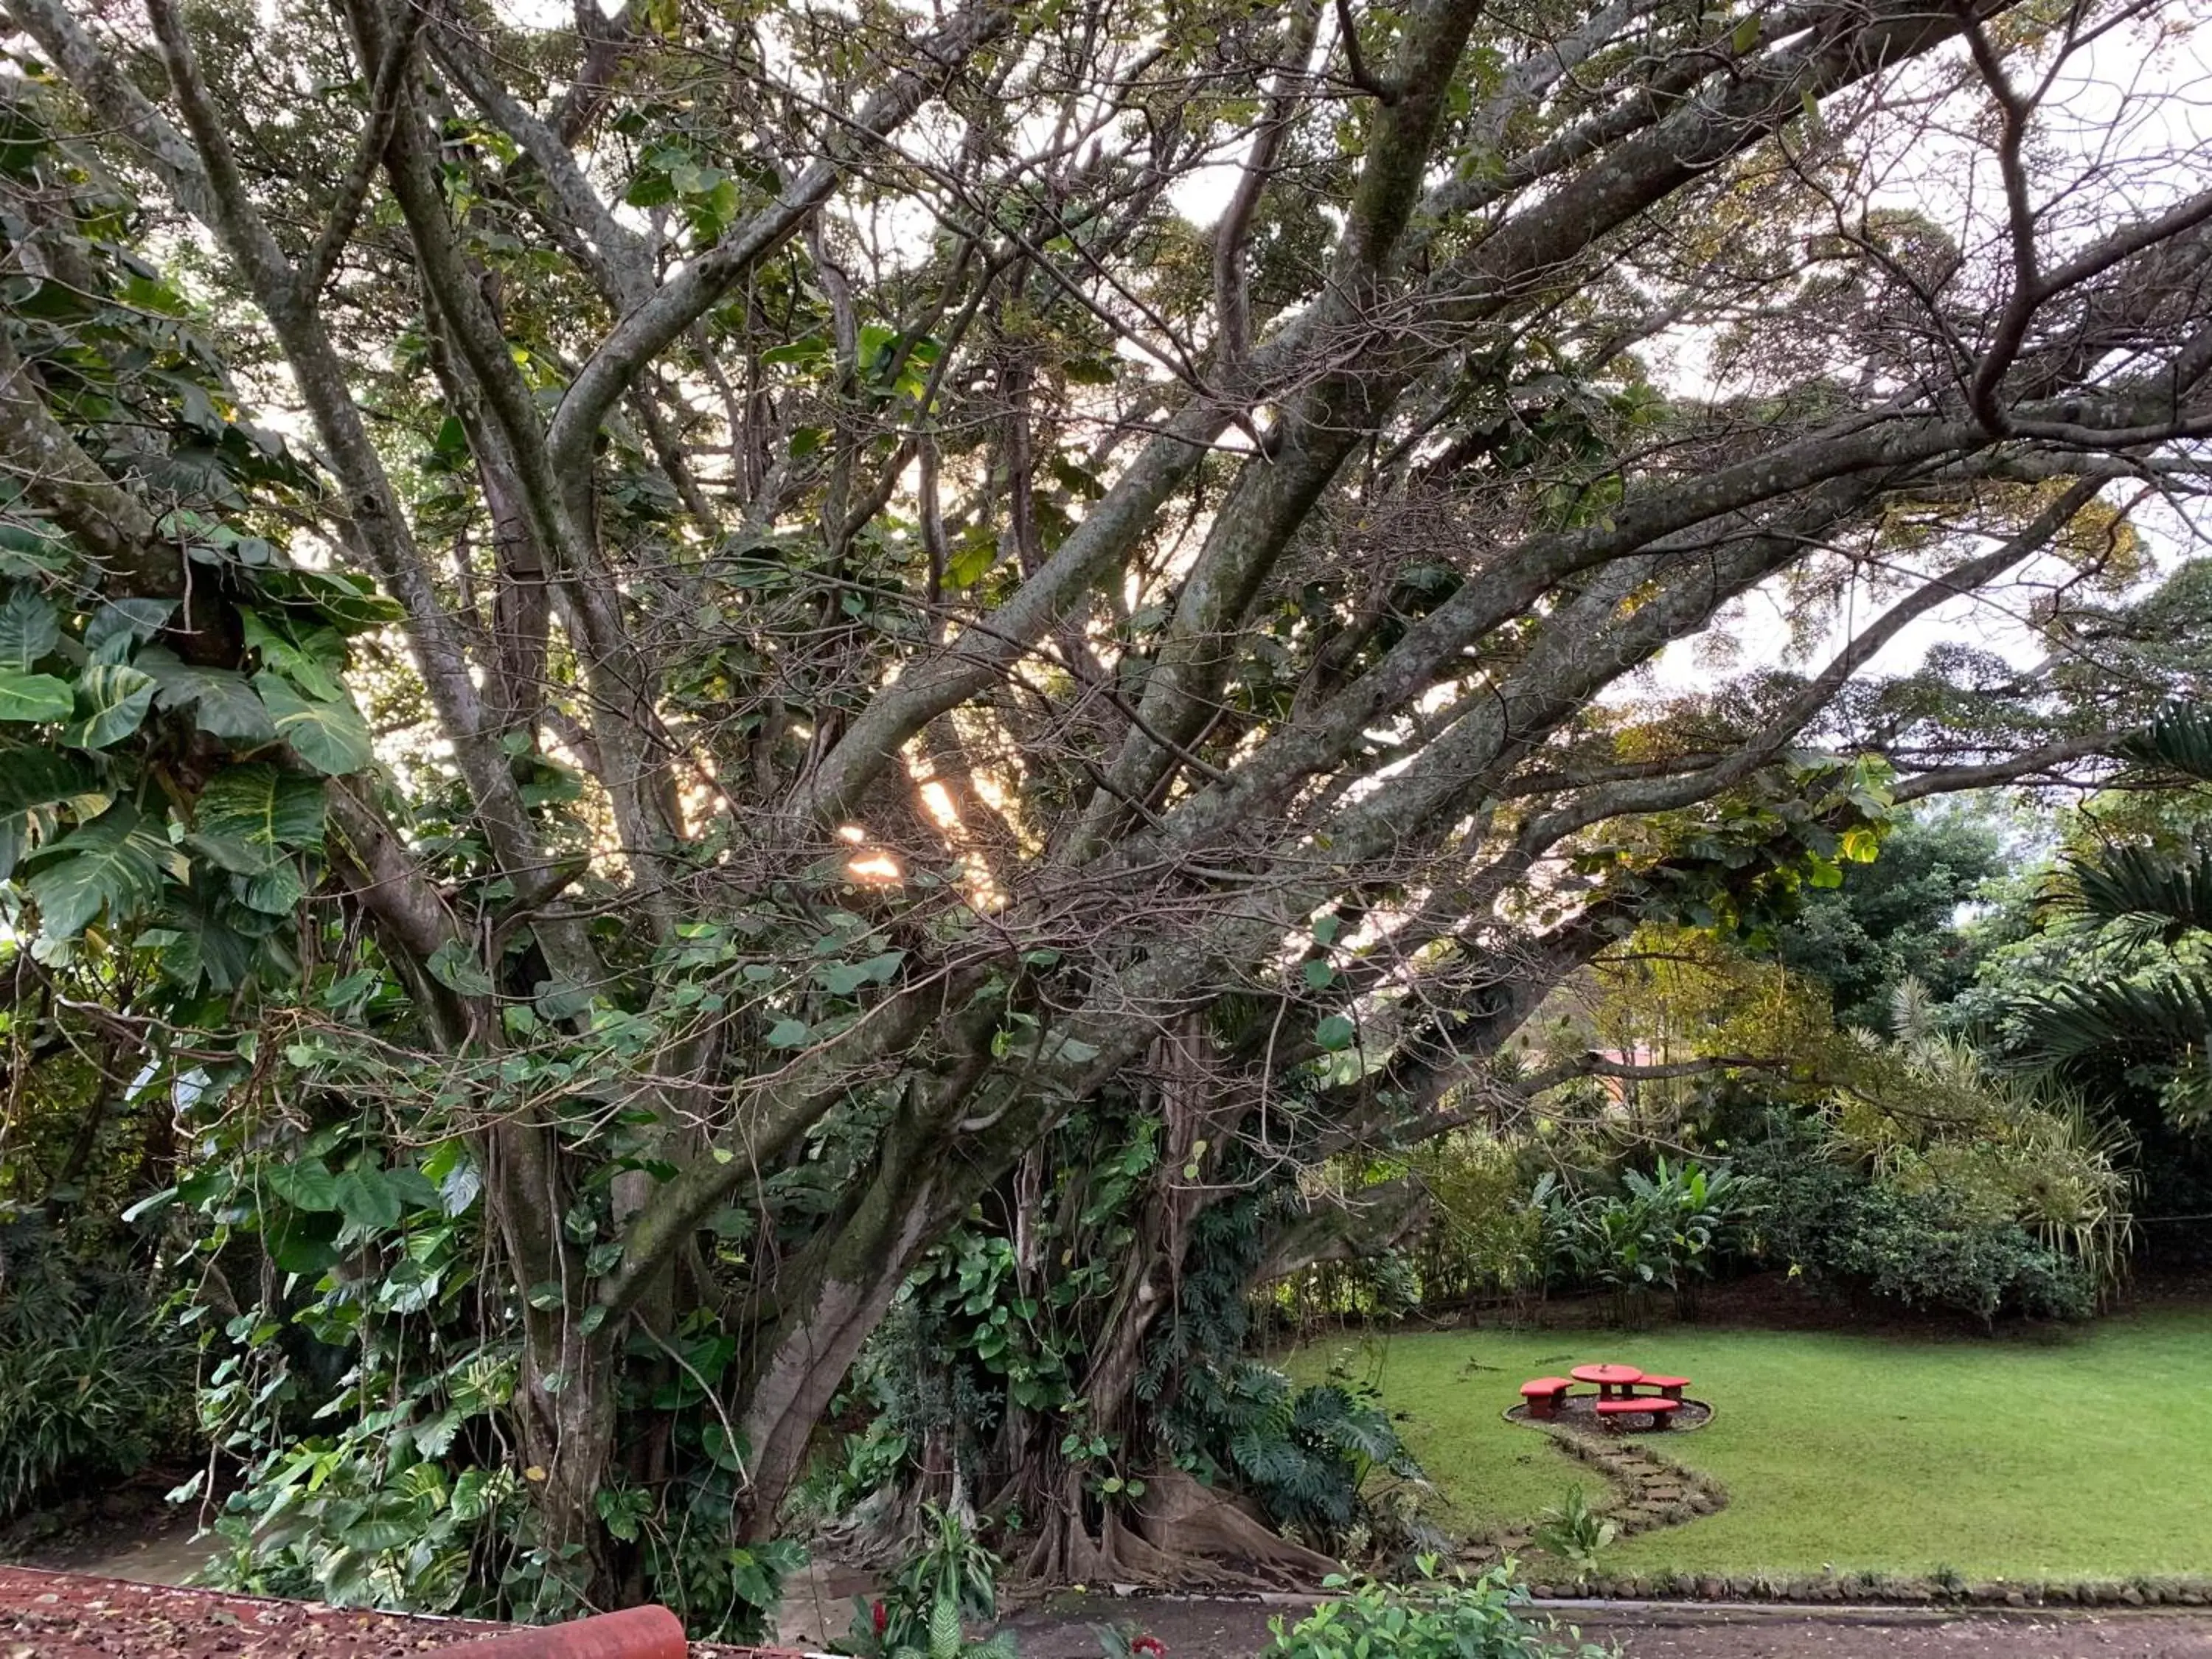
[1290,1307,2212,1582]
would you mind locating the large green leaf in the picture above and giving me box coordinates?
[0,748,94,816]
[426,938,495,998]
[141,902,260,992]
[20,803,176,938]
[0,524,72,580]
[0,748,97,881]
[235,861,307,914]
[0,587,58,671]
[85,597,174,664]
[2017,969,2212,1064]
[2063,843,2212,939]
[242,609,345,700]
[60,663,157,748]
[0,670,72,722]
[265,1208,341,1277]
[196,763,326,866]
[266,1155,342,1212]
[254,673,372,774]
[335,1166,403,1235]
[136,646,278,742]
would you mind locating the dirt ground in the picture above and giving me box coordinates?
[9,1568,2212,1658]
[11,1505,221,1588]
[998,1596,2212,1659]
[0,1565,508,1657]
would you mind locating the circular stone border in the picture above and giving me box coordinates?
[1503,1396,1717,1433]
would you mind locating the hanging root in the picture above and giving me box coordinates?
[1018,1467,1338,1588]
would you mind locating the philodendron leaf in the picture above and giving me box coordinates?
[137,646,277,742]
[0,747,96,880]
[0,670,72,722]
[265,1155,341,1212]
[0,747,94,817]
[0,587,58,671]
[241,609,346,700]
[196,763,327,867]
[60,663,157,748]
[426,937,497,998]
[236,861,307,914]
[254,672,373,774]
[21,803,176,938]
[85,597,175,662]
[0,524,70,580]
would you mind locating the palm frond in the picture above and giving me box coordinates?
[2120,702,2212,784]
[2058,843,2212,939]
[1888,975,1937,1043]
[2014,968,2212,1064]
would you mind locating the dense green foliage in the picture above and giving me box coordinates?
[1772,810,2006,1031]
[849,1100,1426,1565]
[1744,1150,2094,1322]
[2009,707,2212,1131]
[1262,1564,1609,1659]
[1533,1159,1764,1320]
[0,1220,188,1516]
[841,1506,1013,1659]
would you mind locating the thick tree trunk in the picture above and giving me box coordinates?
[513,1315,622,1599]
[734,1111,963,1538]
[1010,1020,1343,1585]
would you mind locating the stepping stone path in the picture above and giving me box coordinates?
[1464,1415,1730,1566]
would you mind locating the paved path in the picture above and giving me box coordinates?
[1001,1596,2212,1659]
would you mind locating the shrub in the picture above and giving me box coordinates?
[1264,1560,1611,1659]
[1531,1487,1616,1583]
[1404,1134,1546,1303]
[844,1505,1012,1659]
[0,1217,189,1515]
[1534,1158,1764,1318]
[1742,1131,2095,1322]
[1819,1186,2095,1322]
[1164,1363,1423,1546]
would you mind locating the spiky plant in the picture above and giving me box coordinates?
[1826,984,2136,1299]
[2016,704,2212,1129]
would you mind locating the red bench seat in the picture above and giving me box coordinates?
[1595,1396,1682,1430]
[1636,1374,1689,1399]
[1518,1377,1574,1419]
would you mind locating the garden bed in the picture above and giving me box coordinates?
[0,1565,507,1657]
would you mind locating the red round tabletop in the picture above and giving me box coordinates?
[1571,1364,1644,1386]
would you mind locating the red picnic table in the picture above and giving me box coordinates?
[1518,1364,1694,1426]
[1571,1363,1644,1399]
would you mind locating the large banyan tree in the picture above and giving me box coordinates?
[4,0,2211,1618]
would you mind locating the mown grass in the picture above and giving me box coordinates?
[1288,1306,2212,1581]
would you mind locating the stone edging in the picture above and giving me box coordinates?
[1464,1418,1728,1564]
[1520,1572,2212,1609]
